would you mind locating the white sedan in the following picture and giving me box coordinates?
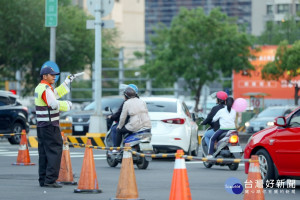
[142,97,199,156]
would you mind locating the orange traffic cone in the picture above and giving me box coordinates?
[243,155,264,200]
[74,139,101,193]
[111,143,143,200]
[12,130,35,166]
[169,149,192,200]
[56,135,77,185]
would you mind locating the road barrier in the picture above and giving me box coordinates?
[0,133,22,137]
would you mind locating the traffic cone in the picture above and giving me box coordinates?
[74,139,101,193]
[169,149,192,200]
[111,143,143,200]
[56,135,77,185]
[12,130,35,166]
[243,155,264,200]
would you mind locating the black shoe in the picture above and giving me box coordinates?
[44,182,62,188]
[40,183,44,187]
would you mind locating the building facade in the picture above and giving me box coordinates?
[145,0,252,44]
[252,0,299,36]
[73,0,145,67]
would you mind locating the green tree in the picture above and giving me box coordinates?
[0,0,119,96]
[257,17,300,45]
[262,40,300,105]
[140,8,253,110]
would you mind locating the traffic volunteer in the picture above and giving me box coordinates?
[35,66,75,188]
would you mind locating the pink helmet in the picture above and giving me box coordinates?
[216,91,228,101]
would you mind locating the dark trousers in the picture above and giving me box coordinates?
[208,129,228,155]
[37,125,63,185]
[115,127,133,147]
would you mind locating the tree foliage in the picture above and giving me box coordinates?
[257,17,300,45]
[261,40,300,105]
[141,8,254,110]
[0,0,119,96]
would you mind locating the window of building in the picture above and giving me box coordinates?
[277,4,290,14]
[296,4,300,12]
[267,5,273,14]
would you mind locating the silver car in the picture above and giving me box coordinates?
[245,106,296,134]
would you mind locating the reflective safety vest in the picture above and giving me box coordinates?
[34,83,69,127]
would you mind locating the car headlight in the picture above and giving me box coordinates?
[65,116,72,122]
[245,122,250,127]
[267,121,274,126]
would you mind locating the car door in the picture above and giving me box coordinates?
[273,109,300,175]
[0,96,12,132]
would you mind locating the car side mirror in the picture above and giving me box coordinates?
[274,116,286,127]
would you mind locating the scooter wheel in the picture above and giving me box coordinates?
[228,163,239,171]
[136,157,149,169]
[106,151,118,167]
[202,153,213,168]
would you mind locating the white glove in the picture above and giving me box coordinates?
[64,74,75,85]
[66,100,72,109]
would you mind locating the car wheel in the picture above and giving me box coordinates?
[228,163,239,171]
[202,153,213,168]
[106,151,118,167]
[255,149,275,184]
[8,123,23,145]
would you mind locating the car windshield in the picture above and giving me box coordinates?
[84,98,124,112]
[146,101,177,112]
[257,107,287,118]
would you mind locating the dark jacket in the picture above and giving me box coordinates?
[201,104,225,131]
[110,101,124,122]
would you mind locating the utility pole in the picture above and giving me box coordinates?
[119,48,124,95]
[87,0,115,133]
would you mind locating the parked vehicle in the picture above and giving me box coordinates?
[105,107,153,169]
[245,106,296,134]
[71,96,124,135]
[0,90,30,144]
[244,106,300,184]
[201,129,243,170]
[142,97,199,155]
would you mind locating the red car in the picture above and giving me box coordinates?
[244,106,300,183]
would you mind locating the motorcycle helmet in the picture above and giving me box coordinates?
[128,84,138,94]
[124,87,136,99]
[216,91,228,103]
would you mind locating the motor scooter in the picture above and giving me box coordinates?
[201,129,243,170]
[104,107,153,170]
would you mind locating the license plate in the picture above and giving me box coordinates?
[139,143,153,151]
[229,146,243,153]
[74,125,83,131]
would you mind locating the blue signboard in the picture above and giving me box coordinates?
[41,61,60,83]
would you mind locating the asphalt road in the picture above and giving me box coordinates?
[0,140,299,200]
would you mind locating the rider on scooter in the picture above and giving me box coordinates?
[201,91,228,146]
[115,85,151,147]
[107,84,139,146]
[207,97,236,158]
